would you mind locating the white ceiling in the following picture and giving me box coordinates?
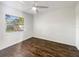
[0,1,77,14]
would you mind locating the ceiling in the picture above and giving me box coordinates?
[0,1,77,14]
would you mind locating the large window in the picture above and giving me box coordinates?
[6,14,24,32]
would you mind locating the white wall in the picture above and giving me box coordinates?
[0,2,77,50]
[76,3,79,49]
[0,5,4,47]
[0,3,33,50]
[33,6,76,46]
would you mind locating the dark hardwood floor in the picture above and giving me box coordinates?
[0,37,79,57]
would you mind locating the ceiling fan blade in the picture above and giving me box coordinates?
[36,6,48,8]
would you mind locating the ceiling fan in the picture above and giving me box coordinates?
[32,1,48,13]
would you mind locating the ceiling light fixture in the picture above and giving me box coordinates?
[32,6,37,11]
[32,6,38,13]
[31,1,48,14]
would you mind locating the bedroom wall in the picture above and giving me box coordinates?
[0,3,33,50]
[0,5,4,48]
[0,1,77,50]
[76,2,79,49]
[33,6,76,46]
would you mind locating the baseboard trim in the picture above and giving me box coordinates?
[76,46,79,50]
[32,37,78,50]
[0,36,32,51]
[0,36,78,51]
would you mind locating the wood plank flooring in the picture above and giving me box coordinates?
[0,37,79,57]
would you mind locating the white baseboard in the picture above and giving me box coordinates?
[76,46,79,50]
[33,35,76,47]
[0,36,77,51]
[0,36,32,50]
